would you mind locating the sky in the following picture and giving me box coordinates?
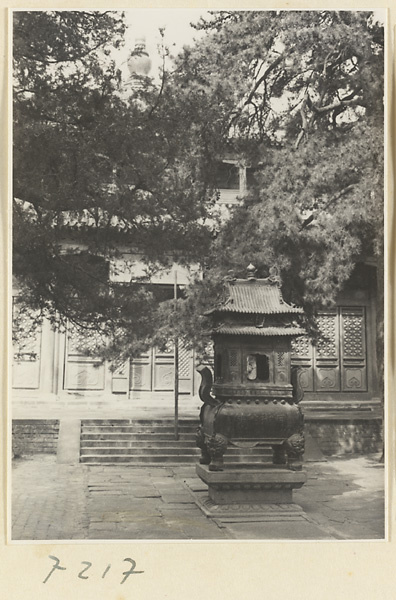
[113,8,385,83]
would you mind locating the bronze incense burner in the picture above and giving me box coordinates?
[196,265,306,473]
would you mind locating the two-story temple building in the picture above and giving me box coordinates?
[12,40,383,459]
[12,161,383,458]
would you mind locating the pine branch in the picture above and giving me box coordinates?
[300,184,355,229]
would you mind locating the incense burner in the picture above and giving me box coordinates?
[196,265,306,472]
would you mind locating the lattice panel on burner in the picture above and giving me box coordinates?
[229,349,238,367]
[277,351,285,366]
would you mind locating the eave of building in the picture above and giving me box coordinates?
[213,326,305,336]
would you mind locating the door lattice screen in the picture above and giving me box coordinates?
[291,307,367,393]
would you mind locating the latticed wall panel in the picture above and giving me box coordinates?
[340,308,367,392]
[12,303,42,389]
[291,307,367,394]
[178,343,191,378]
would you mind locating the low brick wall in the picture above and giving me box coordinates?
[305,419,383,456]
[12,420,60,457]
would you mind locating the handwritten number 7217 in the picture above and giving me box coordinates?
[43,556,144,584]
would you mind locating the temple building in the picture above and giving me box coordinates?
[12,40,383,459]
[12,175,383,457]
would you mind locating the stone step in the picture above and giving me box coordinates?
[80,446,201,456]
[80,432,197,441]
[80,446,272,456]
[81,425,197,434]
[79,420,273,466]
[80,454,272,464]
[80,440,272,451]
[82,419,198,426]
[80,454,201,464]
[81,439,199,448]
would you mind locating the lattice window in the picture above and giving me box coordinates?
[67,324,105,356]
[178,342,191,378]
[159,340,174,354]
[343,314,364,357]
[291,335,311,357]
[316,314,337,357]
[13,304,42,361]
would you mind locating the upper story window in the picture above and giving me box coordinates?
[215,162,239,190]
[214,160,263,210]
[65,252,110,281]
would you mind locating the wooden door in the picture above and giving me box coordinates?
[130,350,153,392]
[153,343,175,392]
[130,341,195,396]
[130,342,175,393]
[291,335,314,392]
[63,326,105,391]
[291,306,367,394]
[314,312,341,392]
[340,307,367,391]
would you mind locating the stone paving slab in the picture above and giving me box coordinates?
[160,494,196,504]
[292,454,385,540]
[224,519,333,540]
[159,505,203,514]
[11,455,90,540]
[11,453,385,541]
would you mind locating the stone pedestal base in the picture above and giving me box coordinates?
[196,464,306,506]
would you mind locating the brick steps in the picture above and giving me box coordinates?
[79,420,273,465]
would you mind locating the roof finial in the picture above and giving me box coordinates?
[246,263,257,280]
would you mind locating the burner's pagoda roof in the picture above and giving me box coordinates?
[207,265,303,317]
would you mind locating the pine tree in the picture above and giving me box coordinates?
[13,11,384,368]
[160,10,384,359]
[13,11,224,360]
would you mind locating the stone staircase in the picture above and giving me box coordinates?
[79,419,273,465]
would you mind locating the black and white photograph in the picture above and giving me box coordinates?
[10,8,386,542]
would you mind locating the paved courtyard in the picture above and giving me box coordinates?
[11,453,385,541]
